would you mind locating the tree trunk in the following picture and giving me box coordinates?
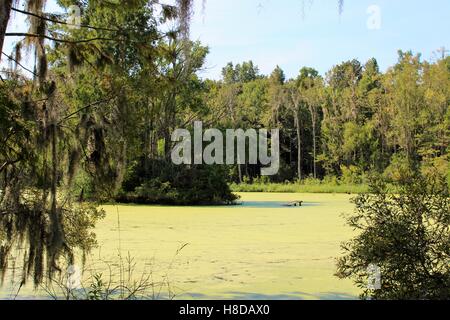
[0,0,13,62]
[311,110,317,179]
[237,161,242,183]
[229,99,242,183]
[294,109,302,181]
[312,120,317,179]
[232,115,243,183]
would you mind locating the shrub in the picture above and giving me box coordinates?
[383,153,412,182]
[117,158,238,205]
[336,170,450,300]
[340,165,364,184]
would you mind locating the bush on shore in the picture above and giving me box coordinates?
[336,169,450,300]
[116,159,238,205]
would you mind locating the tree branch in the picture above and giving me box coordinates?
[58,97,116,124]
[5,33,115,44]
[0,159,21,174]
[1,51,37,76]
[11,7,120,33]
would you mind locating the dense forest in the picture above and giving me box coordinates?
[0,0,448,290]
[208,54,449,182]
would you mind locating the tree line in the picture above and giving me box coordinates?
[205,53,449,185]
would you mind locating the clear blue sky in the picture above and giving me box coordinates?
[189,0,450,79]
[3,0,449,80]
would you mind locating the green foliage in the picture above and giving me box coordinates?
[206,53,449,188]
[221,60,260,84]
[270,65,286,85]
[118,159,238,205]
[340,165,364,185]
[0,0,180,287]
[0,80,105,286]
[0,0,448,290]
[383,153,413,182]
[336,170,450,300]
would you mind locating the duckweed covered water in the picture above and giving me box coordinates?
[1,193,360,300]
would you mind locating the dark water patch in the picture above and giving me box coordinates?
[236,201,320,208]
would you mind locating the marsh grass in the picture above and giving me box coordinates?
[5,205,189,300]
[39,204,189,300]
[230,181,369,194]
[40,244,189,300]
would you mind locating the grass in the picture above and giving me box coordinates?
[230,181,369,194]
